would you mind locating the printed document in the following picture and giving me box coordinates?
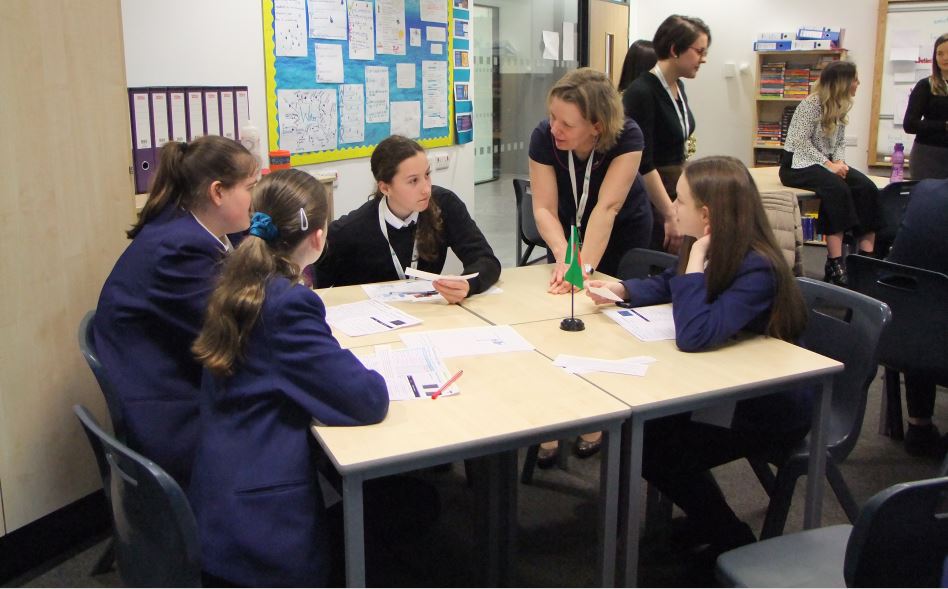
[401,325,533,358]
[360,345,459,400]
[325,300,421,336]
[604,304,676,342]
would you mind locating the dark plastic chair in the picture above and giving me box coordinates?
[748,278,891,539]
[74,404,202,587]
[513,178,549,266]
[846,255,948,439]
[716,473,948,587]
[615,248,678,280]
[873,180,918,259]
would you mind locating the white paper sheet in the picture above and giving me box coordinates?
[360,345,459,400]
[542,30,560,60]
[588,285,623,302]
[278,89,338,152]
[347,0,375,60]
[426,26,446,42]
[422,60,448,129]
[405,267,479,281]
[396,62,416,88]
[391,101,421,138]
[419,0,448,23]
[890,46,919,61]
[562,21,576,61]
[604,305,676,342]
[339,84,365,144]
[315,43,344,83]
[375,0,407,55]
[308,0,347,40]
[362,280,439,303]
[365,66,390,123]
[431,43,443,55]
[410,28,422,47]
[274,0,307,57]
[553,354,656,376]
[401,325,534,358]
[325,299,421,336]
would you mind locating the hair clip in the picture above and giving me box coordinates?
[299,207,309,231]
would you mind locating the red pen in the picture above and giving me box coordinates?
[431,370,463,399]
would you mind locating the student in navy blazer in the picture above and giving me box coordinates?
[588,156,809,558]
[191,169,389,587]
[92,136,258,487]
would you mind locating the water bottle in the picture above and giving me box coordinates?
[890,142,905,182]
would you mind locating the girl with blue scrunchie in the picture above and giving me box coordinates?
[190,169,389,587]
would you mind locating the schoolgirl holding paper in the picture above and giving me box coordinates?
[588,155,809,558]
[93,135,257,487]
[190,169,389,587]
[315,135,500,303]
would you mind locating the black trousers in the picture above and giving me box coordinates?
[779,156,884,237]
[905,371,948,420]
[641,413,807,545]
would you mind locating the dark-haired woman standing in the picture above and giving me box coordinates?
[93,135,257,487]
[315,135,500,302]
[903,33,948,180]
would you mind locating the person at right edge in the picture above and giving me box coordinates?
[622,14,711,254]
[902,33,948,180]
[779,60,883,286]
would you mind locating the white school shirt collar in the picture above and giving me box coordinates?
[190,212,233,252]
[381,197,419,228]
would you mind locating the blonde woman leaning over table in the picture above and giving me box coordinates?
[587,156,809,561]
[529,68,653,463]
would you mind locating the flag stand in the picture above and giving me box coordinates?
[560,287,585,331]
[560,224,586,331]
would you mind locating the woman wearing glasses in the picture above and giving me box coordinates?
[622,14,711,254]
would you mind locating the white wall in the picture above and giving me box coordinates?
[629,0,879,171]
[120,0,475,226]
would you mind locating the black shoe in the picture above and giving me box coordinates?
[824,257,848,287]
[574,434,602,458]
[537,443,559,469]
[905,423,942,457]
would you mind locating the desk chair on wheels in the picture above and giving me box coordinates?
[513,179,549,266]
[747,278,891,539]
[74,404,202,587]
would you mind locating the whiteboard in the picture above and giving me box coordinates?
[871,1,948,163]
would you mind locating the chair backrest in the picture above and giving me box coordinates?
[796,278,891,460]
[513,178,547,251]
[844,475,948,587]
[874,180,918,259]
[74,404,201,587]
[759,189,804,277]
[847,255,948,378]
[616,248,678,280]
[78,310,127,441]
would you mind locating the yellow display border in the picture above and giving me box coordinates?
[262,1,456,166]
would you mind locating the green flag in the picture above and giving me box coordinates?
[563,225,584,290]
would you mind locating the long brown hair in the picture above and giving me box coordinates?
[682,156,806,342]
[193,169,329,377]
[128,136,257,238]
[814,60,856,138]
[929,33,948,96]
[548,68,625,153]
[370,135,443,261]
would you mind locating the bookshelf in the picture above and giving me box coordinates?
[753,49,847,167]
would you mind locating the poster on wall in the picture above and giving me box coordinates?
[452,3,472,143]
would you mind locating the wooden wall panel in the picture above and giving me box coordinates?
[588,0,629,87]
[0,0,133,533]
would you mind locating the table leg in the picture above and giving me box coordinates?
[804,374,832,528]
[617,415,645,588]
[472,451,518,586]
[598,423,619,587]
[342,474,366,587]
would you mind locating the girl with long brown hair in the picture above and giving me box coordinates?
[190,169,388,587]
[93,135,257,486]
[588,156,809,558]
[315,135,500,303]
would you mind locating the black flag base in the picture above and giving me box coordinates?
[560,317,585,331]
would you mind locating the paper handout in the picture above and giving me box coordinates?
[404,267,479,282]
[359,345,459,400]
[325,299,421,336]
[604,305,676,342]
[401,325,534,358]
[588,285,624,302]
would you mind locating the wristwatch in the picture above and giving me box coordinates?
[583,263,594,275]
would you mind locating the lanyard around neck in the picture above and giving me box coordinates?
[652,64,690,156]
[377,198,419,280]
[567,150,595,229]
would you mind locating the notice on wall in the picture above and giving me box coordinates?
[309,0,347,40]
[315,43,344,83]
[420,0,448,23]
[365,65,390,123]
[339,84,365,143]
[422,60,447,129]
[274,0,307,57]
[375,0,407,55]
[278,89,338,152]
[347,0,375,60]
[391,101,421,138]
[397,62,417,88]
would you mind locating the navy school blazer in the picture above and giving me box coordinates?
[189,278,388,587]
[92,208,225,487]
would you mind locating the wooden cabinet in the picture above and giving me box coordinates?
[752,49,847,167]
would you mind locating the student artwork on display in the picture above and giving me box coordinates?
[265,0,469,163]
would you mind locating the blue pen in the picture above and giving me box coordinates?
[628,308,650,322]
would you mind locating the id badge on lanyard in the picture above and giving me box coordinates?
[378,199,419,280]
[568,151,594,243]
[651,65,690,157]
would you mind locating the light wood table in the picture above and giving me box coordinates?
[317,282,491,348]
[460,263,607,325]
[311,347,631,587]
[515,312,843,587]
[749,165,889,198]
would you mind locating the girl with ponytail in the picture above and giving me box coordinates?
[189,169,389,587]
[93,135,257,487]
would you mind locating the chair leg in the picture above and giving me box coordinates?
[759,463,802,540]
[91,536,115,576]
[521,445,539,484]
[518,244,534,267]
[747,457,777,497]
[644,483,674,539]
[880,368,904,440]
[463,459,475,488]
[826,459,860,523]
